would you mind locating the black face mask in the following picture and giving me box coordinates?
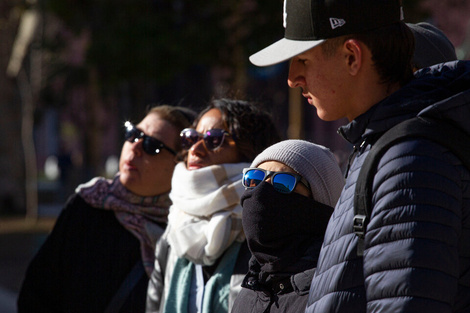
[241,181,333,272]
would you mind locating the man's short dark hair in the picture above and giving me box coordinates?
[321,21,415,89]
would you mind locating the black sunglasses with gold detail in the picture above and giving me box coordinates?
[124,121,176,156]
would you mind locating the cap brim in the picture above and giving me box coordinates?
[249,38,325,67]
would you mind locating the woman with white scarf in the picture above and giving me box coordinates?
[146,99,281,313]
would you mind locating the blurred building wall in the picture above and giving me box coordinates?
[0,1,25,214]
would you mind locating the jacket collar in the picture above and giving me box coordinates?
[338,61,470,146]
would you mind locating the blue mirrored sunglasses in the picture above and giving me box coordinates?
[242,168,310,194]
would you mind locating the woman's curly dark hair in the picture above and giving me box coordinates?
[194,99,281,162]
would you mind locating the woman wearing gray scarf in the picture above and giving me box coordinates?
[18,105,195,313]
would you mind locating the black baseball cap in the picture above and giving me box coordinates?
[250,0,403,67]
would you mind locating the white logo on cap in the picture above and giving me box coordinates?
[330,18,346,29]
[283,0,287,28]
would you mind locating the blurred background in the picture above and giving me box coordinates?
[0,0,469,311]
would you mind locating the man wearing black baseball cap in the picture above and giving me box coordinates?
[250,0,403,67]
[249,0,470,313]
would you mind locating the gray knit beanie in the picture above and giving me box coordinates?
[407,22,457,69]
[250,140,345,207]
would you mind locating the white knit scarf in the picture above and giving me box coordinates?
[166,162,249,266]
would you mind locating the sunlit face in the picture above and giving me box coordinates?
[119,112,179,196]
[287,44,352,121]
[186,108,242,170]
[257,161,311,198]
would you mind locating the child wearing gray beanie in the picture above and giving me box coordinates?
[233,139,345,313]
[250,139,344,207]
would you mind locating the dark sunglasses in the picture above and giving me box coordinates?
[242,168,310,194]
[180,128,231,151]
[124,121,176,156]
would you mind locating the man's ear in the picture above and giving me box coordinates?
[343,39,363,76]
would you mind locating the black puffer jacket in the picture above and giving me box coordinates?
[305,61,470,313]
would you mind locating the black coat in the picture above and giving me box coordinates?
[232,265,314,313]
[17,194,148,313]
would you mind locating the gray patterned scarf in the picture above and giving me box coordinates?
[76,174,171,276]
